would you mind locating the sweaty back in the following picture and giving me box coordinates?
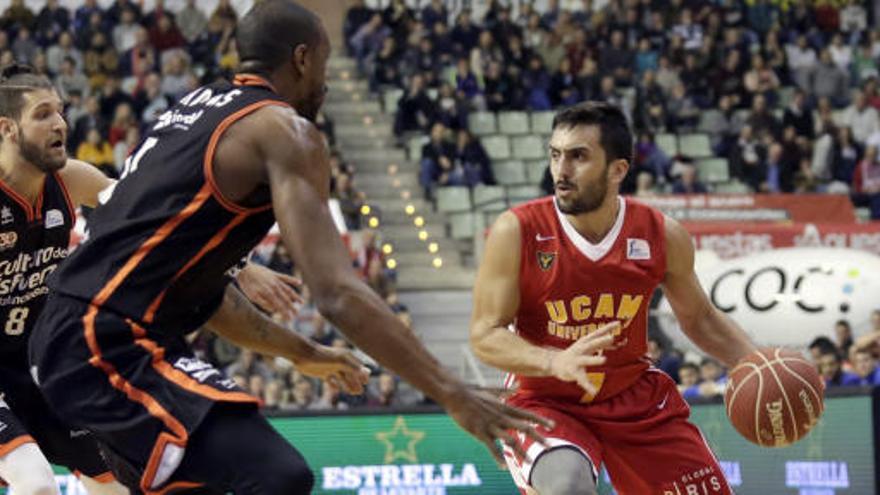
[49,75,289,335]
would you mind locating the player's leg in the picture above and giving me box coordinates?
[502,398,602,495]
[531,446,598,495]
[594,371,733,494]
[0,392,58,495]
[169,403,314,494]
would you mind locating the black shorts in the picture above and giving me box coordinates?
[30,294,312,494]
[0,351,112,479]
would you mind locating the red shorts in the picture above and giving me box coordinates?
[503,369,734,495]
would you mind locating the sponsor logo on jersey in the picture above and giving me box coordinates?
[1,206,12,225]
[626,238,651,260]
[544,293,644,340]
[537,251,556,271]
[45,208,64,229]
[0,231,17,251]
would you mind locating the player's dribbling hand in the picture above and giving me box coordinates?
[442,385,554,467]
[236,263,303,321]
[295,345,371,394]
[547,321,618,397]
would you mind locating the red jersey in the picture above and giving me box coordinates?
[508,196,667,403]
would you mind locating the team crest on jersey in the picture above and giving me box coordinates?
[45,209,64,229]
[0,231,17,251]
[537,251,556,271]
[626,238,651,260]
[1,206,12,225]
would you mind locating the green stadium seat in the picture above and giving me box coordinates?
[408,135,428,161]
[492,160,527,185]
[525,160,548,183]
[512,135,545,160]
[530,111,555,133]
[482,135,511,160]
[678,133,713,158]
[436,186,472,213]
[506,185,544,204]
[473,185,506,211]
[656,133,678,157]
[697,158,730,183]
[450,212,476,239]
[777,86,796,108]
[713,180,751,193]
[468,112,497,136]
[498,111,530,135]
[856,207,871,221]
[382,88,403,114]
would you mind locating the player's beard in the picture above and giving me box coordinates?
[298,84,327,123]
[18,129,66,173]
[555,164,610,215]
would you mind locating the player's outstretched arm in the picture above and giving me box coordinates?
[207,283,369,394]
[57,159,114,208]
[258,107,552,463]
[662,216,756,368]
[470,211,614,396]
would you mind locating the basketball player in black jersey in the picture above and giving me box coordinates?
[0,64,362,494]
[30,1,549,493]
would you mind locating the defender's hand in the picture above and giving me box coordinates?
[237,263,303,321]
[546,321,618,397]
[443,385,553,466]
[295,346,370,395]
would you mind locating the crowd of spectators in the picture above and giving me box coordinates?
[0,0,414,410]
[648,308,880,402]
[345,0,880,217]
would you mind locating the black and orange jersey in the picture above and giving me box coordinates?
[48,75,289,335]
[0,172,75,353]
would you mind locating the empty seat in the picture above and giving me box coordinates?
[678,133,713,158]
[656,133,678,157]
[498,111,530,135]
[713,180,751,193]
[468,112,497,136]
[436,186,472,213]
[530,111,555,133]
[697,158,730,183]
[482,135,511,160]
[473,185,506,211]
[525,160,548,183]
[450,212,476,239]
[408,135,429,161]
[383,88,404,114]
[492,160,527,185]
[506,185,544,203]
[512,135,545,160]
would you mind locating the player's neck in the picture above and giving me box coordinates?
[564,195,620,244]
[0,151,45,204]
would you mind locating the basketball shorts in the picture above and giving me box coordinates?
[28,293,286,493]
[503,369,734,495]
[0,350,113,480]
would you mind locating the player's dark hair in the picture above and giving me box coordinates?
[552,101,633,165]
[0,63,54,121]
[236,0,323,77]
[679,362,699,373]
[835,319,851,330]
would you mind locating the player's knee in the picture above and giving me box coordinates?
[534,472,597,495]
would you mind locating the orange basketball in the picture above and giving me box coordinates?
[723,347,825,447]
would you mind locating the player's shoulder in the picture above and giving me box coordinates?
[236,105,323,149]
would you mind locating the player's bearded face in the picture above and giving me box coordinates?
[555,163,609,214]
[550,125,612,215]
[19,125,67,173]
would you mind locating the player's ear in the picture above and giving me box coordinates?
[0,117,18,144]
[291,43,309,76]
[609,158,629,185]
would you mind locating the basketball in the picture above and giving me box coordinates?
[724,348,825,448]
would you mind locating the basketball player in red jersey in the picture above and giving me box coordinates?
[470,102,757,494]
